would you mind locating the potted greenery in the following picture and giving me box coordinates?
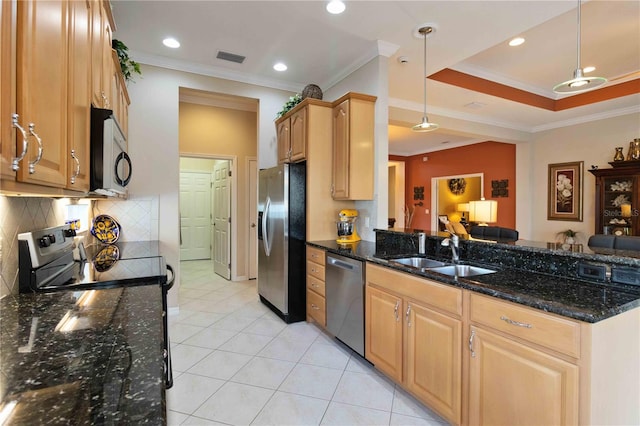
[112,39,142,83]
[557,229,579,244]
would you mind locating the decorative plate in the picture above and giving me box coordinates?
[92,245,120,272]
[91,214,121,244]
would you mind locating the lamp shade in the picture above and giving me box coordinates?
[621,203,632,218]
[469,199,498,225]
[457,203,470,213]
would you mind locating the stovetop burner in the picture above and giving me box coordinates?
[18,225,167,294]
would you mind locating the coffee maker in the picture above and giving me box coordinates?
[336,209,361,243]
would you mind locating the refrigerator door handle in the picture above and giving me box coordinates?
[262,196,272,256]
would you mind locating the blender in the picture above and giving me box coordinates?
[336,209,361,243]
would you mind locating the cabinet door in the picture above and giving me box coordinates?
[66,0,91,191]
[276,117,290,164]
[405,301,461,424]
[365,285,403,382]
[331,99,349,199]
[289,107,306,162]
[16,0,67,187]
[468,326,579,426]
[1,0,16,180]
[90,0,110,108]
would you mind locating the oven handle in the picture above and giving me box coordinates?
[164,264,175,291]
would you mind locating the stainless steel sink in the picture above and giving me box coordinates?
[391,257,447,269]
[429,264,496,277]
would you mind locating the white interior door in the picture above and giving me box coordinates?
[180,171,212,260]
[213,161,231,279]
[249,159,258,279]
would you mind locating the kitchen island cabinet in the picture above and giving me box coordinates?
[366,263,463,424]
[0,285,166,424]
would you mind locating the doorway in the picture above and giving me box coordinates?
[179,156,233,280]
[431,173,484,230]
[388,161,405,229]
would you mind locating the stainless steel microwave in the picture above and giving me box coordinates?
[90,107,131,196]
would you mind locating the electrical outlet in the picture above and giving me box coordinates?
[364,216,370,227]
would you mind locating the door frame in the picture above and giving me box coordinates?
[247,157,257,279]
[180,153,239,280]
[431,172,484,231]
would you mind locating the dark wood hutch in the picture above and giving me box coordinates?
[589,161,640,236]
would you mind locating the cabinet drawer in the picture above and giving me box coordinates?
[306,246,325,265]
[307,260,325,281]
[469,293,581,358]
[307,289,326,326]
[307,275,326,297]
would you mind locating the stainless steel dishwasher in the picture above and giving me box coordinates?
[325,253,365,357]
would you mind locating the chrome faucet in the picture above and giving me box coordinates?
[417,232,426,254]
[441,230,460,264]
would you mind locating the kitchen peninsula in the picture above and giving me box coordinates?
[308,229,640,425]
[0,285,166,424]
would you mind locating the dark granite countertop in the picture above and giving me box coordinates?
[307,239,640,323]
[0,285,165,425]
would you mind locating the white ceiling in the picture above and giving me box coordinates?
[111,1,640,156]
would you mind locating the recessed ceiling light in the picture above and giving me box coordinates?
[583,66,596,73]
[508,37,525,47]
[326,0,346,14]
[163,37,180,48]
[273,62,287,72]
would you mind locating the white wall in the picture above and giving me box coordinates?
[526,112,640,244]
[126,65,293,307]
[324,56,390,241]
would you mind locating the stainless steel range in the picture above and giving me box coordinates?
[17,225,174,388]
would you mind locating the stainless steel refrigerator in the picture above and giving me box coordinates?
[258,163,306,323]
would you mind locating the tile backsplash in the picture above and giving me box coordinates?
[0,195,159,298]
[0,196,68,297]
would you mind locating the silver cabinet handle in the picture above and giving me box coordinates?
[28,123,43,174]
[11,114,29,171]
[406,304,412,327]
[500,316,532,329]
[70,149,80,184]
[311,304,320,310]
[394,300,399,322]
[469,330,476,358]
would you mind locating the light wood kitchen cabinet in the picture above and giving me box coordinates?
[11,0,69,189]
[66,0,92,191]
[91,0,114,109]
[110,49,130,138]
[276,104,307,164]
[366,263,462,424]
[0,0,16,182]
[306,246,326,326]
[331,92,376,200]
[467,325,579,426]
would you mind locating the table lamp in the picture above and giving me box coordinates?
[457,203,470,224]
[469,198,498,226]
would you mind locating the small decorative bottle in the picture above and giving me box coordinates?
[614,147,625,161]
[627,141,635,160]
[632,139,640,160]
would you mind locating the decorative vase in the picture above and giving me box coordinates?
[614,147,625,162]
[630,139,640,160]
[301,84,323,100]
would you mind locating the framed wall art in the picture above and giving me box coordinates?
[548,161,583,221]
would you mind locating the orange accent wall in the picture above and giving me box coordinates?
[391,142,516,231]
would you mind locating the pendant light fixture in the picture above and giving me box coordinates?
[552,0,606,94]
[412,25,439,132]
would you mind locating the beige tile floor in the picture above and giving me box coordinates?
[167,260,449,426]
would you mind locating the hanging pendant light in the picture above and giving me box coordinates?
[412,25,439,132]
[553,0,606,94]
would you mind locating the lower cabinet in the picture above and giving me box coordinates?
[306,246,326,327]
[467,326,578,426]
[365,263,462,424]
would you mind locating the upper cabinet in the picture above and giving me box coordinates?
[276,102,309,164]
[1,0,126,195]
[589,162,640,236]
[331,92,376,200]
[91,0,113,109]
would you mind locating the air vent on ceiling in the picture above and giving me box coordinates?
[216,50,246,64]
